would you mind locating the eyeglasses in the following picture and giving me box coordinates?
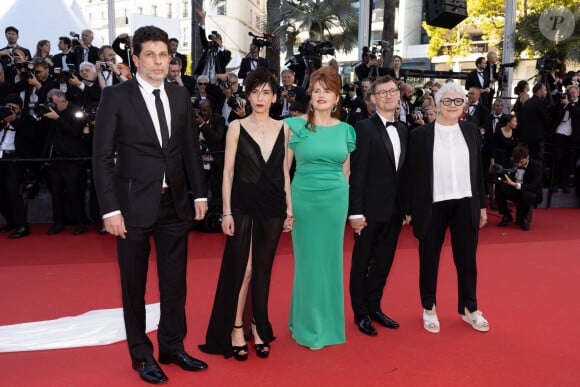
[374,89,399,98]
[197,82,208,86]
[440,98,465,106]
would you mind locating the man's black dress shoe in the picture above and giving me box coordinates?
[72,224,87,235]
[520,219,530,231]
[8,226,31,239]
[159,351,208,371]
[497,214,513,227]
[355,316,377,336]
[47,224,65,235]
[369,311,400,329]
[132,357,168,384]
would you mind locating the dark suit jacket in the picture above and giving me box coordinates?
[0,44,31,59]
[67,45,99,67]
[404,121,486,239]
[520,159,542,196]
[93,79,206,227]
[518,95,554,144]
[51,52,69,70]
[384,67,408,83]
[199,114,226,153]
[555,99,580,145]
[237,57,268,80]
[193,26,231,76]
[349,113,409,222]
[465,69,490,90]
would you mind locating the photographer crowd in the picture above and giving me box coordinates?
[0,17,579,242]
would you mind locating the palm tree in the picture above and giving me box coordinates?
[265,0,359,61]
[381,0,396,68]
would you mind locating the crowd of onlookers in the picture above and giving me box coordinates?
[0,23,579,240]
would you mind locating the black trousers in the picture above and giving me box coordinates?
[350,217,402,317]
[0,156,27,227]
[117,192,190,361]
[495,184,536,222]
[418,198,479,314]
[551,133,576,188]
[47,160,86,226]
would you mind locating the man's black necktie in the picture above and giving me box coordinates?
[153,89,170,148]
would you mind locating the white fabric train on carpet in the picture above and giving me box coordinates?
[0,303,160,352]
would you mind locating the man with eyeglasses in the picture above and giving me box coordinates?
[349,75,409,337]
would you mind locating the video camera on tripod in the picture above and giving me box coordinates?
[248,31,275,48]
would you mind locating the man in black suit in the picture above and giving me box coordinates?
[1,26,31,59]
[67,29,99,68]
[237,43,268,80]
[169,38,188,76]
[465,57,492,109]
[193,10,231,78]
[484,51,499,110]
[551,85,580,192]
[51,37,72,71]
[0,94,37,239]
[167,57,196,97]
[465,87,491,132]
[518,83,553,161]
[349,75,409,336]
[272,69,307,119]
[496,145,542,231]
[93,26,208,384]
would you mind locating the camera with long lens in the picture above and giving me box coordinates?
[298,39,335,57]
[490,164,517,183]
[414,88,431,98]
[220,79,232,89]
[0,53,14,69]
[248,31,274,48]
[16,61,34,81]
[227,96,247,110]
[207,30,220,49]
[61,64,80,81]
[0,104,15,120]
[70,31,82,48]
[535,53,561,74]
[31,101,57,116]
[410,108,425,122]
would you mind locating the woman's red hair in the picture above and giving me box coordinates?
[305,66,342,131]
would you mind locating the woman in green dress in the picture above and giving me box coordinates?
[284,67,356,349]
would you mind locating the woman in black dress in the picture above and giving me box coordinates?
[199,69,293,360]
[489,115,518,171]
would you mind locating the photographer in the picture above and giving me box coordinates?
[0,46,30,84]
[13,57,59,111]
[496,145,542,231]
[195,99,226,205]
[213,72,247,125]
[0,95,37,239]
[0,64,14,103]
[518,83,553,161]
[347,91,374,126]
[238,42,269,80]
[42,89,87,235]
[66,62,101,114]
[112,33,136,75]
[193,9,231,78]
[166,57,196,97]
[484,51,499,110]
[169,38,187,76]
[550,85,580,192]
[96,45,128,88]
[272,69,307,119]
[66,29,99,67]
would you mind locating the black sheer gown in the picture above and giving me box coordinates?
[491,128,517,169]
[199,124,287,358]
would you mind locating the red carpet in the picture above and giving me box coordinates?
[1,208,579,386]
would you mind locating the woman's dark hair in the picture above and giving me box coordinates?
[132,26,169,57]
[243,68,277,94]
[514,80,528,95]
[500,114,516,128]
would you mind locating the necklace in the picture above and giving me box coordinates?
[248,118,275,162]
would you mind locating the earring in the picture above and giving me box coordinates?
[331,104,337,113]
[310,104,314,112]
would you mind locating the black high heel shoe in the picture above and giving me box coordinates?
[232,325,248,361]
[251,321,270,358]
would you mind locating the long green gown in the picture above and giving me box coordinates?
[284,116,356,349]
